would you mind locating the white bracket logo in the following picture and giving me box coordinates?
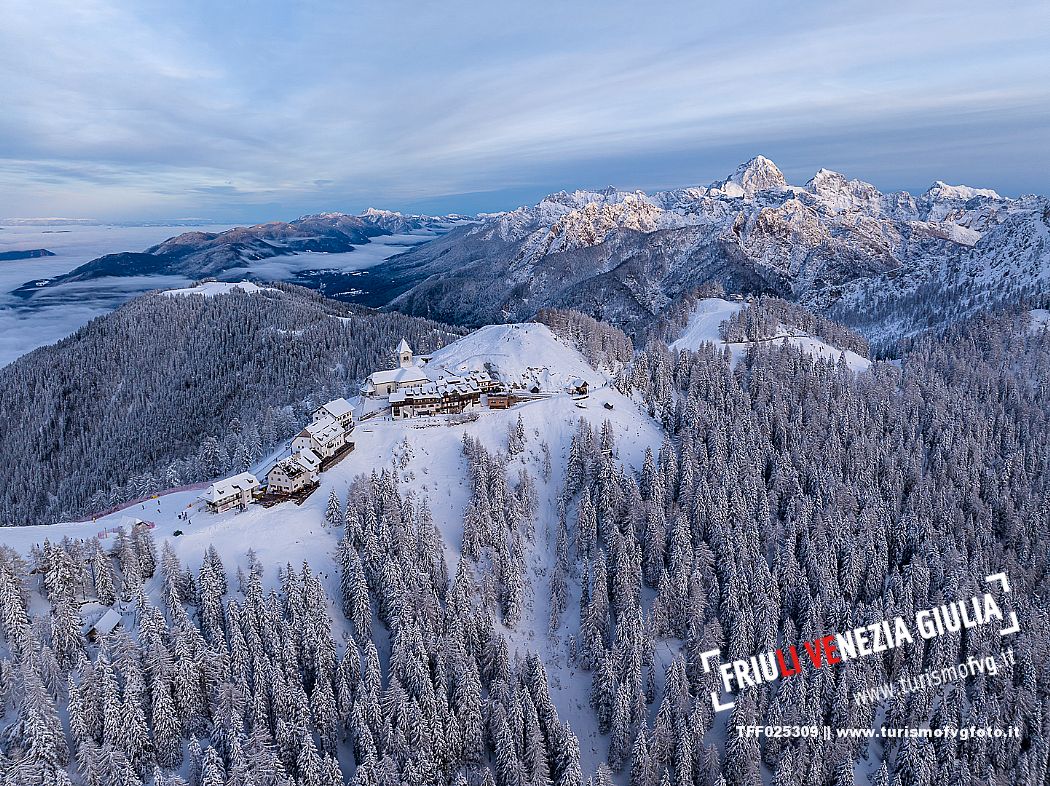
[985,572,1020,636]
[700,648,735,712]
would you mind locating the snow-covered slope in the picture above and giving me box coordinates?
[0,344,661,775]
[705,154,789,198]
[1030,308,1050,333]
[668,298,744,352]
[425,322,609,390]
[671,297,871,371]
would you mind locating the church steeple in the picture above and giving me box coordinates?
[397,339,413,368]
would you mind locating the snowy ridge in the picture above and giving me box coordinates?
[670,297,871,371]
[705,154,789,198]
[473,156,1015,263]
[375,155,1043,340]
[162,281,275,298]
[924,181,1003,201]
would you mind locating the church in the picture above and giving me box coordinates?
[361,339,429,397]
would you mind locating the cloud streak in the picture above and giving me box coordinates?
[2,0,1048,220]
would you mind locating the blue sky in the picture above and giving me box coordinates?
[2,1,1048,222]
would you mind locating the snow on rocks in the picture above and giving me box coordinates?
[1030,309,1050,333]
[923,181,1003,202]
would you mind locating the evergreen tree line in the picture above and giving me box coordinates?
[0,464,583,786]
[718,296,870,357]
[534,310,634,375]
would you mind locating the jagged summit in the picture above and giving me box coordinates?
[923,181,1003,201]
[707,155,788,198]
[366,156,1044,344]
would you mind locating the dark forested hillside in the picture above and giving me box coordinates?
[0,284,461,526]
[589,307,1050,784]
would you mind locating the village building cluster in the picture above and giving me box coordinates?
[365,339,499,418]
[201,395,355,512]
[361,339,429,396]
[202,338,591,514]
[201,472,260,514]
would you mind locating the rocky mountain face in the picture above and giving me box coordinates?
[367,157,1048,347]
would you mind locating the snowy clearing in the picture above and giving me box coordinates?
[671,297,871,372]
[426,322,610,390]
[162,281,276,298]
[1030,308,1050,333]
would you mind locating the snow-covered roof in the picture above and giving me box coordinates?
[367,366,429,386]
[297,448,321,470]
[398,338,412,354]
[395,375,484,403]
[270,451,319,479]
[202,472,260,503]
[315,397,355,420]
[298,416,344,445]
[83,608,122,637]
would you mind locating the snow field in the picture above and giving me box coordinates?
[671,297,871,372]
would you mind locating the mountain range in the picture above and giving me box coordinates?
[12,210,471,297]
[366,156,1049,347]
[11,157,1048,351]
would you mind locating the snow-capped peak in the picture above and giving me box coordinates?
[361,207,404,218]
[923,181,1003,202]
[707,155,788,198]
[805,168,883,213]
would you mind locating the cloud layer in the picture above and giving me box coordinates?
[3,1,1048,220]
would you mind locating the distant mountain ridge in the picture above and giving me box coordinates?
[363,156,1048,348]
[13,210,471,297]
[13,160,1047,350]
[0,248,55,261]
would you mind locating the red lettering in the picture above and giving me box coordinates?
[803,639,824,668]
[776,646,803,678]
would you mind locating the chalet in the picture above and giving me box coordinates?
[487,392,511,410]
[83,608,123,642]
[292,415,346,459]
[266,450,320,495]
[312,397,355,433]
[568,378,590,395]
[202,472,260,513]
[362,339,430,397]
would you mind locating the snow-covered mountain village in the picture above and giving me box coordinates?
[1,269,1047,786]
[3,3,1050,784]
